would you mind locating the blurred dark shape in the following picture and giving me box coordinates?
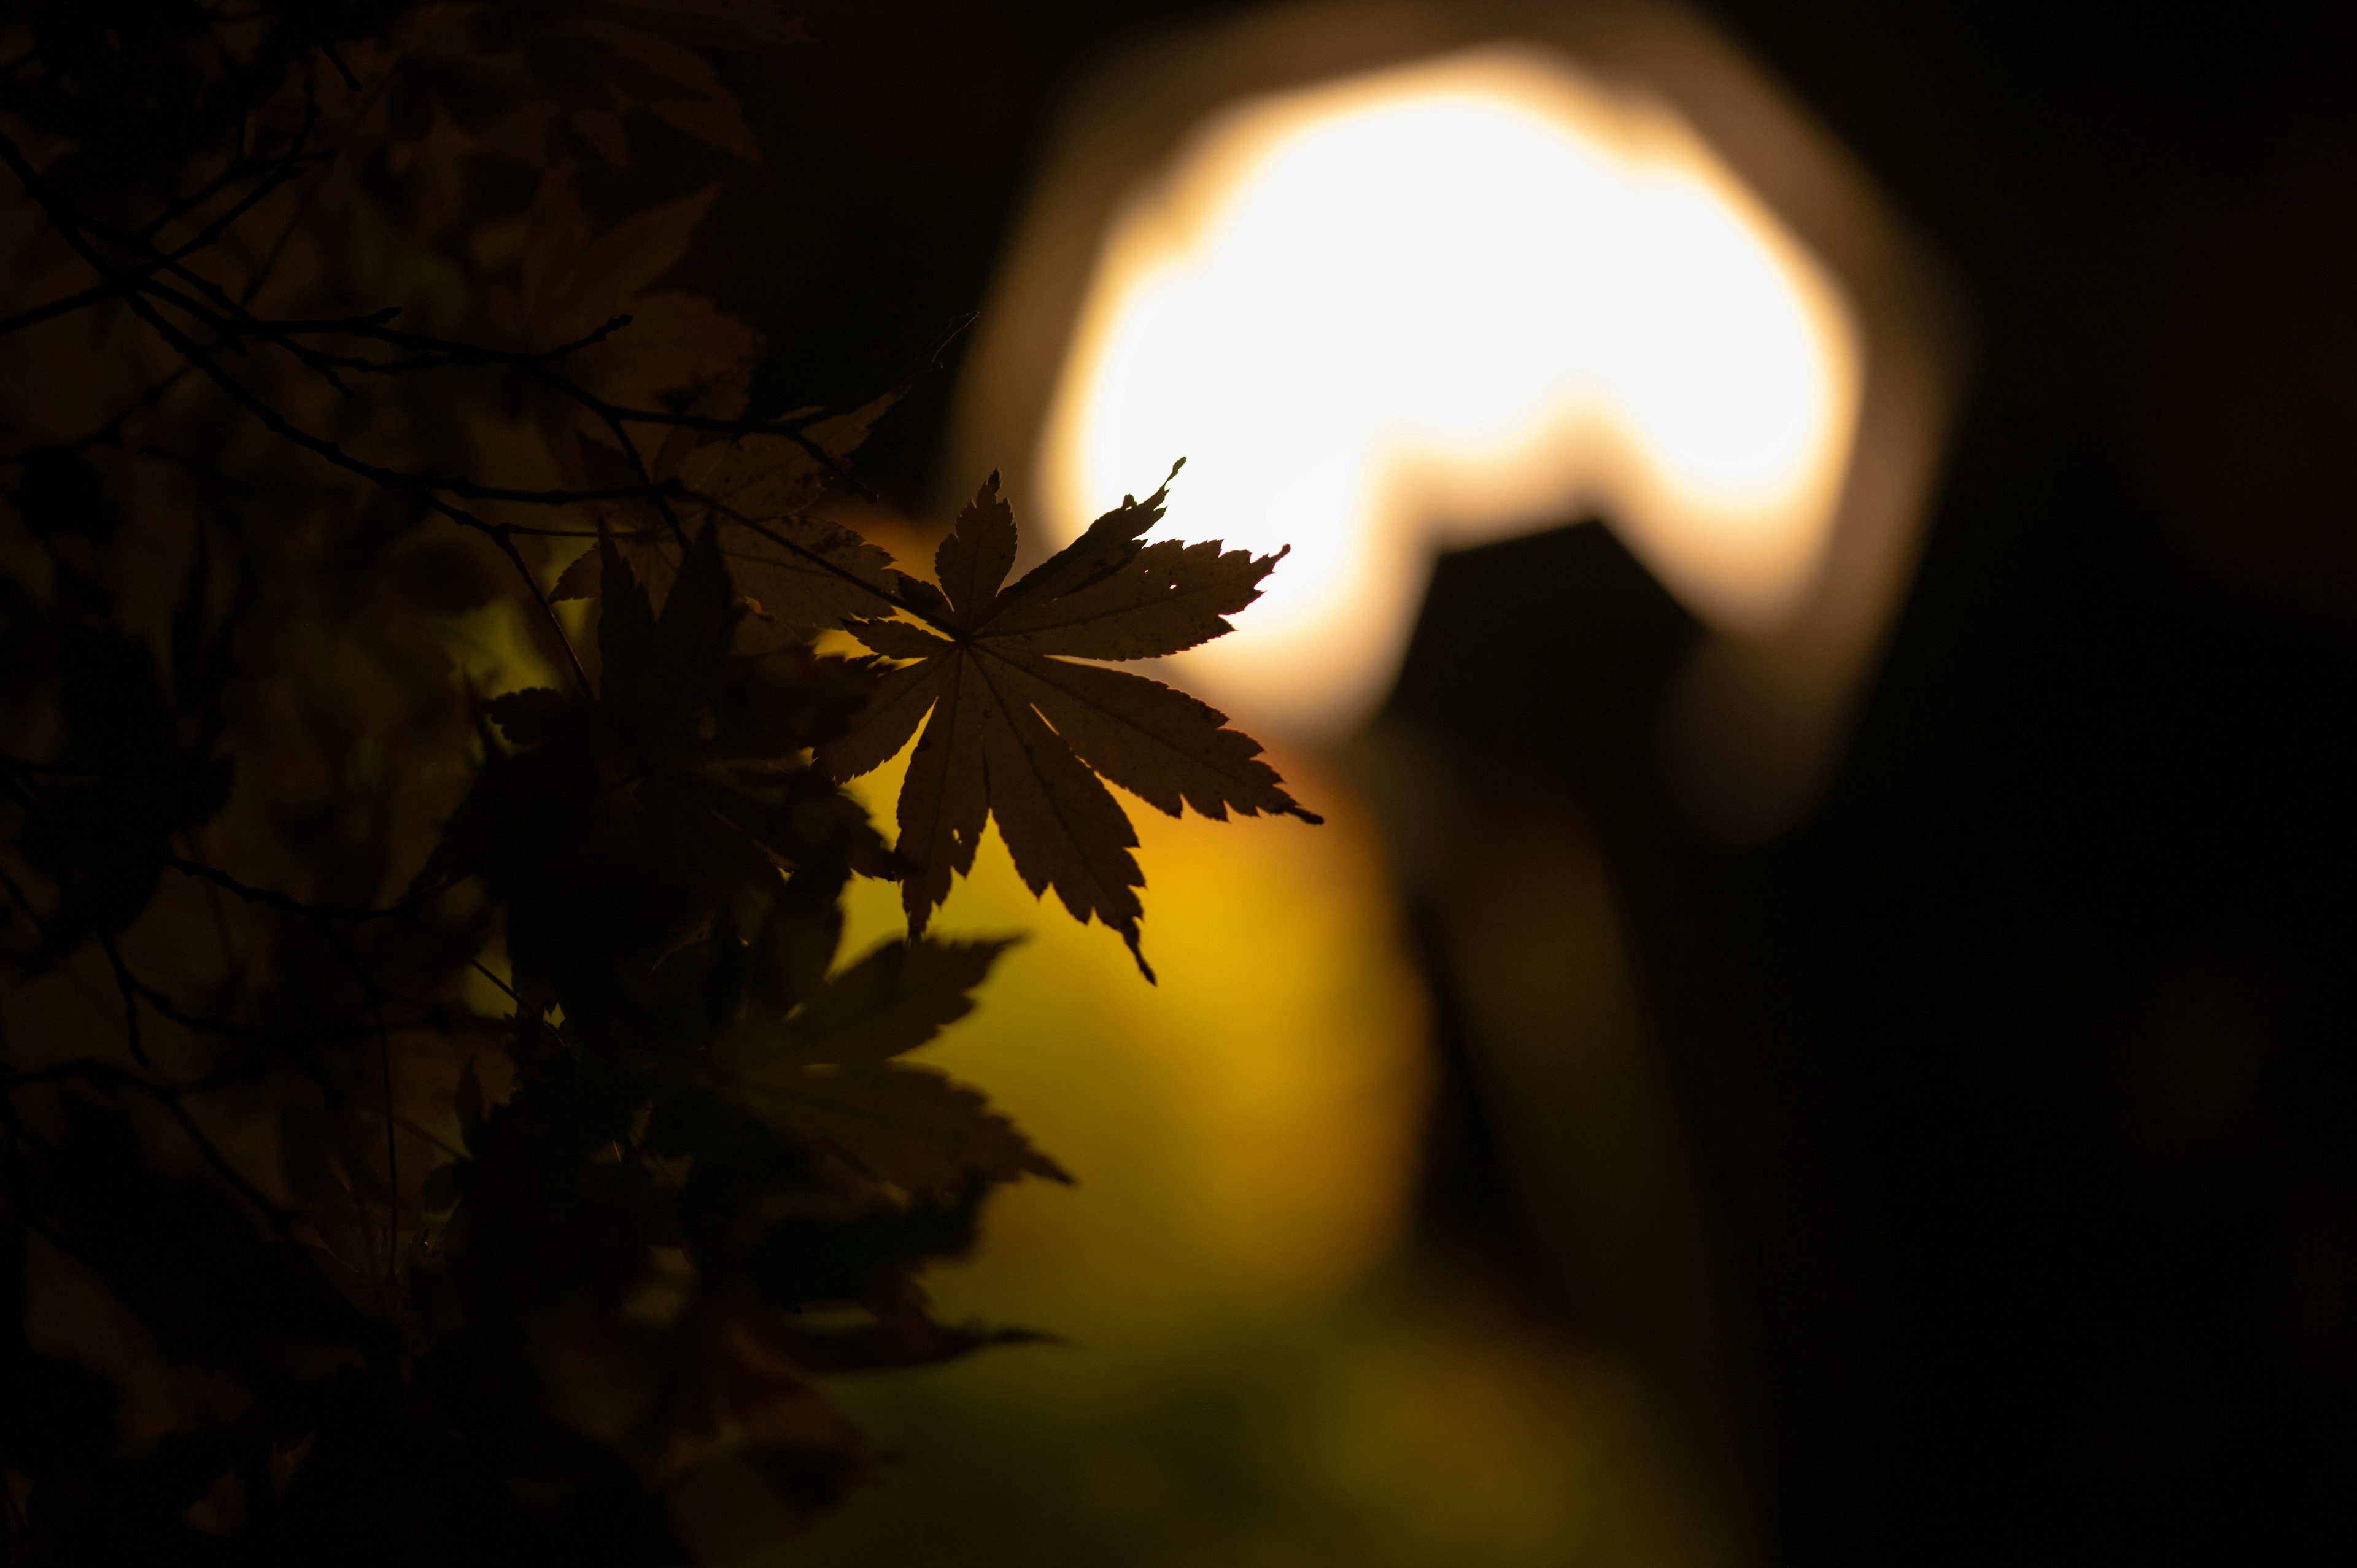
[2138,164,2357,639]
[1404,519,1706,1264]
[1391,523,1700,816]
[1376,520,1765,1545]
[1385,501,2357,1566]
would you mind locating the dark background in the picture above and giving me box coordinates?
[676,4,2357,1562]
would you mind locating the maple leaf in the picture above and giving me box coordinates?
[401,2,799,175]
[711,933,1067,1205]
[435,526,896,1026]
[819,464,1322,980]
[553,392,904,648]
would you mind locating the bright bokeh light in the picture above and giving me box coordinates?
[1038,47,1863,737]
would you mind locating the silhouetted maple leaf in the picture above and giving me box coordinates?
[713,931,1066,1205]
[554,392,903,647]
[433,527,896,1035]
[821,465,1321,979]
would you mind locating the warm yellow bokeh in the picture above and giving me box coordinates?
[796,754,1743,1568]
[835,744,1431,1321]
[430,598,562,700]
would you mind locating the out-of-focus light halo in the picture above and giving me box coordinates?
[1035,47,1864,740]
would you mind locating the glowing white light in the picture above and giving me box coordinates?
[1037,47,1863,738]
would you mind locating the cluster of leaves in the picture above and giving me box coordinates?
[0,2,1311,1562]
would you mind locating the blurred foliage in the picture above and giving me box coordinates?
[0,2,1313,1561]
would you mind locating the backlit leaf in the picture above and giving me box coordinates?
[713,935,1065,1202]
[821,466,1318,978]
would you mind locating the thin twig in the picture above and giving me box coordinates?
[164,855,427,922]
[96,934,152,1068]
[467,957,520,1005]
[0,129,313,341]
[1,1057,295,1237]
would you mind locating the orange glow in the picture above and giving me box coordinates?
[1037,47,1862,738]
